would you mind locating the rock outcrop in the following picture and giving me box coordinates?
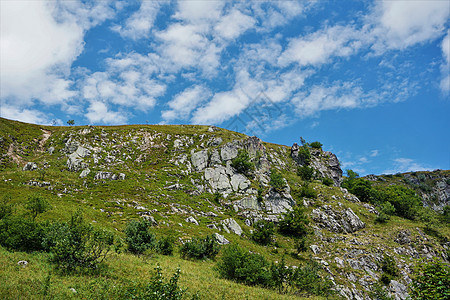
[311,206,365,233]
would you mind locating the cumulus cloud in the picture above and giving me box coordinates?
[0,105,51,125]
[440,31,450,93]
[214,9,255,40]
[161,86,211,122]
[112,1,160,40]
[85,101,128,125]
[383,158,432,174]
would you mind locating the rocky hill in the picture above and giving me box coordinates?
[0,117,448,300]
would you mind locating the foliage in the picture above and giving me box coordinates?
[297,165,314,181]
[289,260,334,296]
[379,255,399,285]
[231,149,254,175]
[442,205,450,223]
[309,141,322,149]
[299,183,317,199]
[321,177,334,186]
[0,215,46,252]
[278,205,309,237]
[297,146,311,165]
[256,188,264,203]
[410,259,450,300]
[156,235,175,256]
[269,169,285,191]
[125,219,156,254]
[216,244,271,286]
[0,194,13,220]
[67,120,75,126]
[25,194,52,220]
[42,211,114,273]
[251,220,274,245]
[375,202,396,223]
[269,256,293,293]
[180,235,219,260]
[294,237,309,255]
[125,265,186,300]
[380,186,422,220]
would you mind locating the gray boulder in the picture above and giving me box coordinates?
[311,206,365,233]
[220,142,238,161]
[230,174,250,192]
[208,137,223,147]
[263,188,295,214]
[186,216,199,226]
[47,146,55,154]
[79,168,90,178]
[204,166,232,193]
[67,146,90,172]
[23,162,37,171]
[222,218,243,236]
[214,233,230,245]
[235,196,262,210]
[191,149,209,171]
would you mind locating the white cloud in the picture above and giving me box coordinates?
[383,158,432,174]
[278,25,361,67]
[214,9,255,40]
[174,1,224,23]
[370,150,379,157]
[112,1,160,40]
[85,101,128,125]
[161,86,211,122]
[0,105,50,125]
[370,1,450,52]
[440,31,450,93]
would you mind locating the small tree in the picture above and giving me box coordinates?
[310,141,323,149]
[67,120,75,126]
[269,169,285,191]
[297,165,314,181]
[25,194,51,220]
[231,149,254,175]
[251,220,274,245]
[125,219,155,254]
[278,205,310,237]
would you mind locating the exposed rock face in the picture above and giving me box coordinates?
[222,218,243,236]
[94,172,125,180]
[23,162,37,171]
[204,166,232,193]
[220,142,239,161]
[230,174,250,192]
[185,216,199,226]
[191,149,209,171]
[389,280,409,300]
[79,168,90,178]
[67,146,90,172]
[263,187,295,214]
[214,233,230,245]
[311,206,365,233]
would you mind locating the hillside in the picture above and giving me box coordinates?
[0,117,448,300]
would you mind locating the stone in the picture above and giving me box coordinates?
[311,206,365,233]
[395,230,411,245]
[191,149,209,171]
[389,280,409,300]
[17,260,28,268]
[222,218,243,236]
[79,168,90,178]
[94,172,123,180]
[47,147,55,154]
[235,196,262,210]
[263,188,295,214]
[214,233,230,245]
[310,245,321,254]
[230,174,250,192]
[204,166,232,193]
[23,162,37,171]
[220,142,239,161]
[209,149,222,166]
[186,216,199,226]
[208,137,223,147]
[207,224,218,230]
[69,288,77,294]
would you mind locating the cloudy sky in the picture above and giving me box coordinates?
[1,0,449,175]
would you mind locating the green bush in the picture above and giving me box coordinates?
[231,149,254,175]
[299,183,317,199]
[251,220,274,245]
[278,205,309,238]
[0,194,13,220]
[380,186,422,220]
[180,235,219,260]
[321,177,334,186]
[310,141,322,149]
[42,211,114,273]
[410,259,450,300]
[156,235,175,256]
[269,169,285,191]
[442,206,450,223]
[216,244,270,286]
[290,260,334,296]
[379,255,399,285]
[125,265,186,300]
[297,165,314,181]
[0,215,46,252]
[294,237,309,255]
[125,219,156,254]
[25,194,51,220]
[297,146,311,165]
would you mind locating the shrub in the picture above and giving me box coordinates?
[278,205,309,237]
[269,169,285,191]
[290,260,334,296]
[380,186,422,220]
[180,235,219,260]
[294,237,309,255]
[256,188,264,203]
[270,256,293,293]
[442,205,450,223]
[310,141,322,149]
[125,265,186,300]
[216,244,270,286]
[0,215,46,252]
[297,146,311,165]
[321,177,334,186]
[42,211,114,272]
[156,235,175,256]
[231,149,254,175]
[379,255,399,285]
[125,219,156,254]
[410,259,450,299]
[297,165,314,181]
[251,220,274,245]
[299,183,317,199]
[25,194,51,220]
[0,194,13,220]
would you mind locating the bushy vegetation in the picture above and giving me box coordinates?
[321,177,334,186]
[379,255,399,285]
[297,146,311,165]
[297,165,314,181]
[410,259,450,299]
[25,193,52,220]
[231,149,254,175]
[269,169,285,191]
[251,220,274,245]
[42,211,114,273]
[299,183,317,199]
[125,219,156,254]
[180,235,220,260]
[278,205,309,238]
[309,141,323,149]
[0,215,47,252]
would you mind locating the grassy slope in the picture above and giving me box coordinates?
[0,117,448,299]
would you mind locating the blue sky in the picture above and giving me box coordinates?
[1,1,449,175]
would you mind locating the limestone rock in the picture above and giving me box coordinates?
[209,149,222,166]
[263,188,295,214]
[191,149,209,171]
[23,162,37,171]
[230,174,250,192]
[204,166,232,193]
[186,216,199,226]
[311,206,365,233]
[67,146,90,172]
[389,280,409,300]
[310,245,321,254]
[94,172,125,180]
[79,168,90,178]
[17,260,28,268]
[222,218,243,236]
[214,233,230,245]
[47,147,55,154]
[208,137,223,147]
[235,196,262,210]
[220,142,238,161]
